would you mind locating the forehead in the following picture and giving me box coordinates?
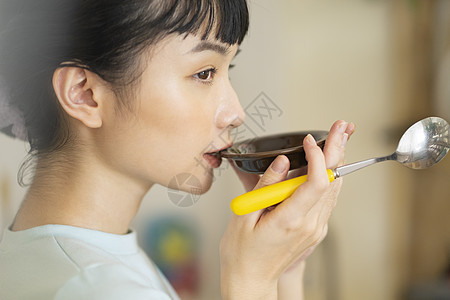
[151,33,238,59]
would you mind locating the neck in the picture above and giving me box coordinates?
[11,150,153,235]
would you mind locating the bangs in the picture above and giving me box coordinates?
[153,0,249,45]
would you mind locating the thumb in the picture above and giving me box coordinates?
[253,155,290,190]
[234,155,290,224]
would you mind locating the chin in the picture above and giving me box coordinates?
[191,170,214,195]
[166,166,214,195]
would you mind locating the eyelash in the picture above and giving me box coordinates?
[193,68,217,85]
[193,64,235,85]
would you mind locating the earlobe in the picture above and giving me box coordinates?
[53,67,103,129]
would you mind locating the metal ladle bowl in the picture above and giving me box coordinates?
[334,116,450,178]
[396,116,449,169]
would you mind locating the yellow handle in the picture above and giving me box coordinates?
[231,169,335,215]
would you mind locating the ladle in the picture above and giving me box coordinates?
[231,117,450,215]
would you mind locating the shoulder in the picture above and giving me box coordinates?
[55,263,173,300]
[54,236,177,299]
[52,235,119,268]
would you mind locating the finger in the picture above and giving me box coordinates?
[312,177,342,227]
[236,155,290,224]
[346,122,356,140]
[274,134,329,217]
[287,121,355,179]
[286,166,308,180]
[228,159,260,192]
[253,155,290,190]
[323,120,348,169]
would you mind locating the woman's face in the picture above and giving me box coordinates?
[98,34,244,193]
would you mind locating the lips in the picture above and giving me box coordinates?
[203,144,232,168]
[203,152,222,168]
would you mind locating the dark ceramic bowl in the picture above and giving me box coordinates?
[221,131,328,174]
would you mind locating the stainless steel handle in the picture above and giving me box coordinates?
[334,153,396,178]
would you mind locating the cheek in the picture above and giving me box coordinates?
[124,79,218,185]
[142,84,213,148]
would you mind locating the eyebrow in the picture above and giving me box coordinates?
[188,41,231,56]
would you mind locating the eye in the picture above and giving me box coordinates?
[194,68,217,82]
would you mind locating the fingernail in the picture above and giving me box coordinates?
[306,134,316,145]
[347,122,356,133]
[338,121,348,133]
[271,156,287,173]
[342,133,349,147]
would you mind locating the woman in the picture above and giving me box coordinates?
[0,1,355,299]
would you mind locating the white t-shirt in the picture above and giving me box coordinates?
[0,224,181,300]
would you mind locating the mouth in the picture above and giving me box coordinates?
[203,144,232,168]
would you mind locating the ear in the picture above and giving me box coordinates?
[52,67,105,128]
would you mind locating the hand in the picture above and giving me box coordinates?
[282,121,355,270]
[220,121,355,300]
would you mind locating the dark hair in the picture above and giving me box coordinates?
[0,0,249,184]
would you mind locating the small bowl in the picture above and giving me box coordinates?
[221,131,328,174]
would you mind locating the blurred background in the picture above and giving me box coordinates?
[1,0,449,299]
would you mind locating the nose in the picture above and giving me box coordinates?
[215,80,245,129]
